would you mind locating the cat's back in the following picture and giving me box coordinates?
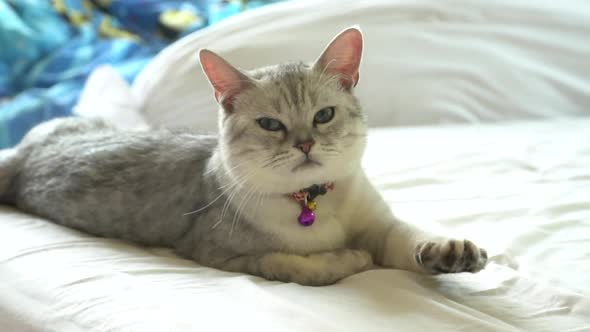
[13,117,219,245]
[19,117,217,158]
[18,118,218,186]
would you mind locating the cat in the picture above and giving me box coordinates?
[0,27,487,286]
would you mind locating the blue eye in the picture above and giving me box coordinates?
[256,117,285,131]
[314,107,335,125]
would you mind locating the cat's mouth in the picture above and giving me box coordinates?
[291,157,322,172]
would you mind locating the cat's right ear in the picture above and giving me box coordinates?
[199,49,253,112]
[313,26,363,91]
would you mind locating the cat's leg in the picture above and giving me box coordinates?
[216,249,373,286]
[356,217,487,274]
[350,178,487,275]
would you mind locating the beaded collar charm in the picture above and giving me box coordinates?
[290,183,334,226]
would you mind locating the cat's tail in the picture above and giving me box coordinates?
[0,147,22,204]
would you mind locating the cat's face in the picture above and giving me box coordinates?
[201,27,366,193]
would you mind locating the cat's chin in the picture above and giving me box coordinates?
[291,158,322,173]
[247,168,352,195]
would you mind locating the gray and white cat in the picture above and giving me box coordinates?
[0,27,487,286]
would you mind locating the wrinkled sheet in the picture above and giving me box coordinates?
[1,118,589,332]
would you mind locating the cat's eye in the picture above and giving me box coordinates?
[256,117,285,131]
[313,107,335,125]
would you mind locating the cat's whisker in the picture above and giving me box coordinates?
[229,183,258,237]
[186,165,258,216]
[215,157,269,228]
[210,217,224,229]
[217,166,255,190]
[210,184,246,230]
[214,180,252,230]
[254,189,265,214]
[237,185,264,234]
[216,162,259,190]
[184,191,225,216]
[320,148,341,153]
[263,154,294,168]
[275,150,290,157]
[214,168,258,226]
[217,180,246,230]
[271,159,295,169]
[205,159,246,176]
[264,150,291,160]
[214,161,264,230]
[259,154,282,166]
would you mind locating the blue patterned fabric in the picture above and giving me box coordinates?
[0,0,285,148]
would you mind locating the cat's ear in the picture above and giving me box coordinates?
[313,26,363,91]
[199,49,253,112]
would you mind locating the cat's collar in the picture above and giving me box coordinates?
[290,183,334,226]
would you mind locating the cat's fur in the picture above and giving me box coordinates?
[0,27,487,286]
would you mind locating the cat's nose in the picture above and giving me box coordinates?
[295,140,315,154]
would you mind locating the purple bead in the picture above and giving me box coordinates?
[298,207,315,226]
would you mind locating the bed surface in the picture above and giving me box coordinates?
[2,118,589,332]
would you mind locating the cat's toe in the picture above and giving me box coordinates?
[416,239,488,274]
[461,240,487,272]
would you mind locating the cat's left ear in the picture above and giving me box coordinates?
[313,26,363,91]
[199,49,254,112]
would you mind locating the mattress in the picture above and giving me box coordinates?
[1,117,589,332]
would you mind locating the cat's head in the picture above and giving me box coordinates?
[200,27,367,193]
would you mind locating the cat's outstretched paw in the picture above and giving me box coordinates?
[415,239,487,274]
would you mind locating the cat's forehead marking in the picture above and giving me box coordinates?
[252,62,319,114]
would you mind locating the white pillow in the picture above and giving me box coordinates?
[76,65,148,129]
[132,0,590,130]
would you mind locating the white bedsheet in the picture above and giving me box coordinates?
[2,118,589,332]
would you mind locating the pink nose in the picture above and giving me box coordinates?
[295,140,315,154]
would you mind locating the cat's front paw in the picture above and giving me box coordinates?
[415,239,487,274]
[258,249,373,286]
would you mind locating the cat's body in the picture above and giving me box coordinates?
[5,119,218,247]
[0,27,487,285]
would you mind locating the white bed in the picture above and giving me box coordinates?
[3,0,590,331]
[1,118,589,331]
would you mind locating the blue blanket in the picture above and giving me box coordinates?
[0,0,283,148]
